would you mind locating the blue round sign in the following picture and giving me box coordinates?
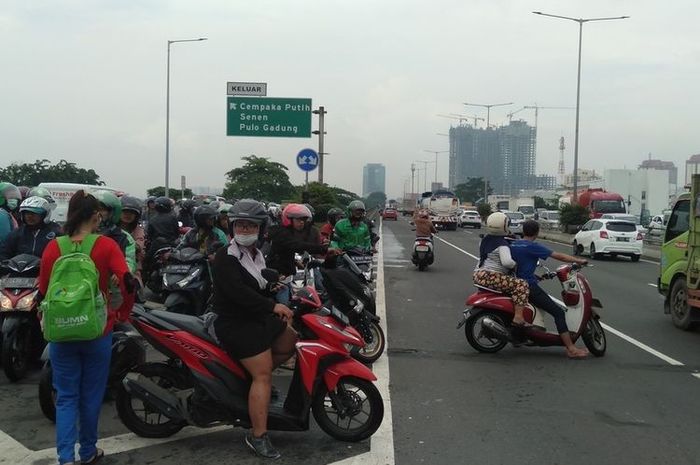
[296,148,319,172]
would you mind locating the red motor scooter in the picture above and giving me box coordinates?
[116,272,384,443]
[456,263,607,356]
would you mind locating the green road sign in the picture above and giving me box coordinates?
[226,97,312,138]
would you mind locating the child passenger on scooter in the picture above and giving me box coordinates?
[473,212,530,326]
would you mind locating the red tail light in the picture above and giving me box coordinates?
[636,232,643,241]
[599,231,608,239]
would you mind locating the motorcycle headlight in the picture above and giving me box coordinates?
[177,268,201,288]
[0,294,13,311]
[15,291,38,311]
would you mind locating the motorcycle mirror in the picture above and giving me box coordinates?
[261,268,280,283]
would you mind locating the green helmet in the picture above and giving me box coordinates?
[0,182,21,210]
[93,190,122,224]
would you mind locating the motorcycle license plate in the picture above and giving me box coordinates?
[415,246,430,252]
[0,277,36,289]
[165,264,192,273]
[352,256,373,264]
[616,237,629,242]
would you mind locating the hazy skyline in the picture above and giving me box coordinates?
[2,0,698,199]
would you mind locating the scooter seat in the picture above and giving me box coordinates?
[475,284,504,294]
[149,309,217,345]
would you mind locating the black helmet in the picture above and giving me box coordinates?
[229,199,267,225]
[182,199,196,211]
[154,196,172,213]
[146,196,156,205]
[120,196,143,216]
[194,205,218,228]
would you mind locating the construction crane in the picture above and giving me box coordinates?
[506,106,527,122]
[436,113,484,127]
[522,104,574,132]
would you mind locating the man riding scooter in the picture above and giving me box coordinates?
[411,209,437,270]
[510,220,590,359]
[0,196,62,260]
[331,201,372,253]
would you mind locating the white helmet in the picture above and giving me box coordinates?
[486,212,510,236]
[19,196,52,223]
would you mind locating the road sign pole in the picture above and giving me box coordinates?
[305,171,309,189]
[316,106,326,183]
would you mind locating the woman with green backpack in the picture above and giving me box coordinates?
[38,190,136,465]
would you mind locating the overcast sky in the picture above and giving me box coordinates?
[2,0,698,199]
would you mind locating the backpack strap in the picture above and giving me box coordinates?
[56,234,100,256]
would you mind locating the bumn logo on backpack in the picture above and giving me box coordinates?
[41,234,107,342]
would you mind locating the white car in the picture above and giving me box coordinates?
[573,218,643,262]
[460,210,482,228]
[537,210,560,230]
[599,213,647,237]
[503,211,525,236]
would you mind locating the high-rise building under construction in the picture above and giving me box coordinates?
[448,120,540,195]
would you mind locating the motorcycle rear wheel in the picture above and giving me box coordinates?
[582,318,607,357]
[312,376,384,442]
[464,311,508,353]
[353,321,385,364]
[116,363,189,438]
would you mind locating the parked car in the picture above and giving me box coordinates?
[537,210,560,230]
[599,213,647,237]
[460,210,482,229]
[503,211,525,236]
[382,208,398,221]
[646,213,668,237]
[572,219,643,262]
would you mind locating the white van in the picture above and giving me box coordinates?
[38,183,123,224]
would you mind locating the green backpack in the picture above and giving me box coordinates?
[41,234,107,342]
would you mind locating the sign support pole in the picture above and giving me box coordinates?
[317,107,326,183]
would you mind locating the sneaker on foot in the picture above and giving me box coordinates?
[245,432,282,459]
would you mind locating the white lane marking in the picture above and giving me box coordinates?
[641,258,660,265]
[385,264,406,268]
[330,220,395,465]
[693,373,700,380]
[0,429,30,462]
[436,235,688,368]
[648,283,658,288]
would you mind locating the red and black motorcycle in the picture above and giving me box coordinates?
[457,263,607,356]
[116,279,384,442]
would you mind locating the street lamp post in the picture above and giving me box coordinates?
[423,149,448,185]
[533,11,629,202]
[414,160,436,192]
[165,37,207,199]
[462,102,512,202]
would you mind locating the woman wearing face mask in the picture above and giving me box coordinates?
[0,182,21,242]
[211,199,296,459]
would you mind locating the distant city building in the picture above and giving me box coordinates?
[448,120,536,195]
[639,157,677,187]
[685,154,700,186]
[604,169,670,217]
[431,182,444,192]
[362,163,386,197]
[563,169,601,188]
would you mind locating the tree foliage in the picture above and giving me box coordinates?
[222,155,296,202]
[364,192,387,211]
[147,187,193,199]
[477,203,492,221]
[0,159,104,186]
[535,196,559,210]
[292,183,362,221]
[454,177,491,204]
[559,203,590,230]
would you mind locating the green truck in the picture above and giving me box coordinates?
[659,175,700,329]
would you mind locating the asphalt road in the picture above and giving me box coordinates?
[384,217,700,465]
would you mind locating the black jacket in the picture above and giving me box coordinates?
[146,212,180,254]
[0,222,63,260]
[266,225,326,277]
[177,211,194,228]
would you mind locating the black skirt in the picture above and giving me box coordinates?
[214,313,287,360]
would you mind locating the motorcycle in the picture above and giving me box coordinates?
[342,247,374,285]
[411,236,434,271]
[0,254,44,381]
[144,246,173,297]
[160,247,213,316]
[115,299,384,442]
[38,322,146,422]
[291,254,385,364]
[457,263,607,356]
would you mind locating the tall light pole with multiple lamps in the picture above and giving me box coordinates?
[533,11,629,202]
[165,37,207,198]
[423,149,448,186]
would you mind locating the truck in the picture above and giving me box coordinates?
[576,188,626,218]
[419,190,460,230]
[401,194,418,216]
[510,197,535,219]
[488,195,511,212]
[658,175,698,330]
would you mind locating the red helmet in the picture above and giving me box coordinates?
[281,203,312,227]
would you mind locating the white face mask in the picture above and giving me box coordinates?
[234,233,258,247]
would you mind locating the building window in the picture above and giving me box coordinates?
[641,190,646,200]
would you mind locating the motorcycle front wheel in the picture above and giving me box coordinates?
[582,318,607,357]
[312,376,384,442]
[353,321,386,364]
[115,363,189,438]
[2,323,31,382]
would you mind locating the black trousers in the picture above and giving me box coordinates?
[528,284,569,333]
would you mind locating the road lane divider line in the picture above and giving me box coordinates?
[330,219,395,465]
[648,283,658,288]
[0,429,31,462]
[435,235,687,368]
[692,373,700,380]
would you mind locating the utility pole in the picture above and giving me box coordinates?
[312,106,327,183]
[463,102,513,203]
[411,163,416,196]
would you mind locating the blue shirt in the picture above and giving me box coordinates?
[510,239,553,286]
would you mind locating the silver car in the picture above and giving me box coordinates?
[460,210,482,228]
[504,211,525,236]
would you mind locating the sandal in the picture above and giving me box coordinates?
[511,319,532,327]
[83,448,104,465]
